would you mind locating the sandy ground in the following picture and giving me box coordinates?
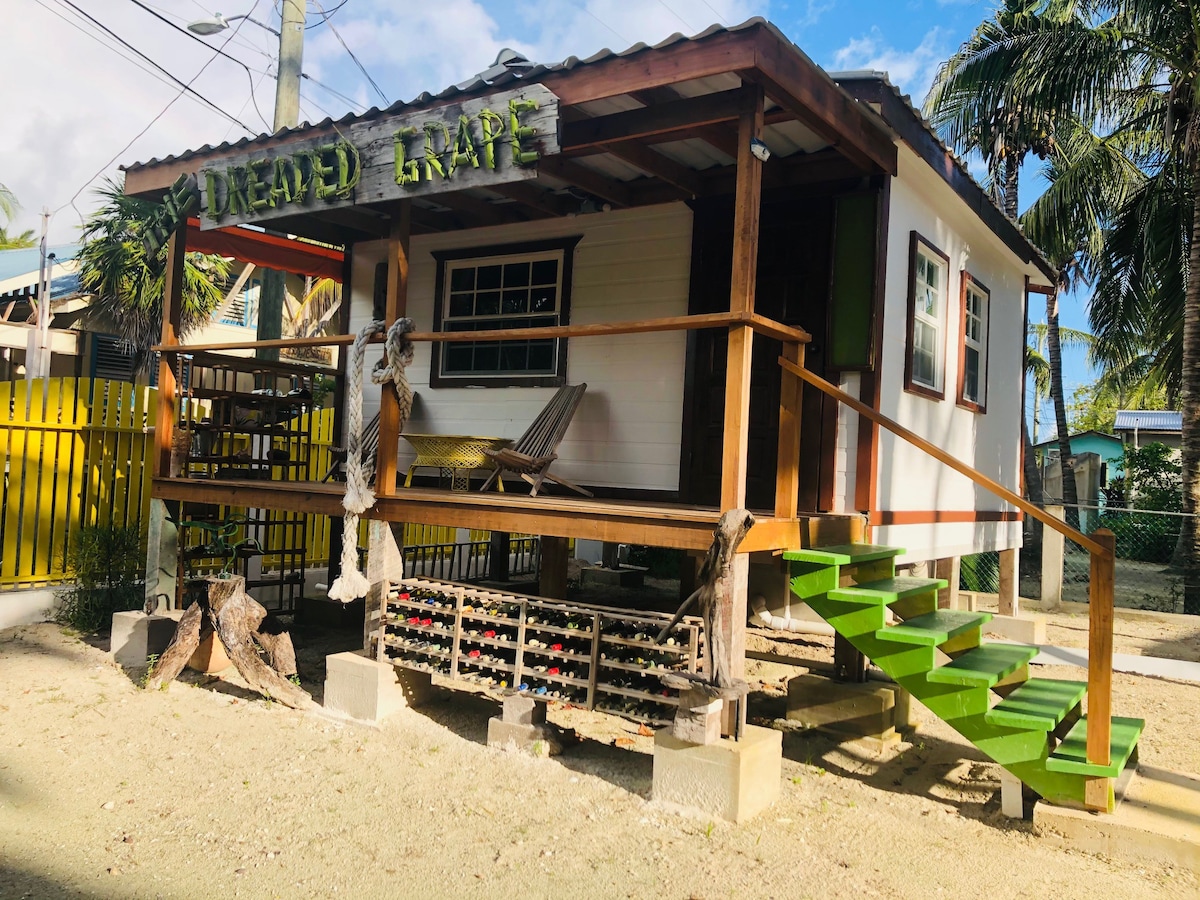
[1,616,1197,900]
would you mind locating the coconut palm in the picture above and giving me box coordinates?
[78,177,230,371]
[928,0,1200,613]
[0,184,36,249]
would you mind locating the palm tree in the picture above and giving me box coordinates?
[78,178,230,371]
[0,183,36,249]
[932,0,1200,613]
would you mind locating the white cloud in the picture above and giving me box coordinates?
[829,26,948,103]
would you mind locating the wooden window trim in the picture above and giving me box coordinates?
[429,236,582,388]
[956,271,990,414]
[903,231,949,401]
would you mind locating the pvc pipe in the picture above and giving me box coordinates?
[749,593,835,636]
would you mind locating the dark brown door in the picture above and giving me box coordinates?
[680,192,835,511]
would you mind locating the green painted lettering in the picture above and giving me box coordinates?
[477,109,504,170]
[313,144,338,199]
[271,157,300,205]
[247,158,273,210]
[204,170,228,222]
[509,98,540,166]
[226,166,250,216]
[450,115,479,173]
[423,123,450,180]
[394,127,421,184]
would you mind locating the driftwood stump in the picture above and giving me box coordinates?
[146,576,313,710]
[656,508,755,689]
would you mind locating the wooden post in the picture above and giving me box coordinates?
[935,557,960,610]
[364,520,405,656]
[489,531,510,582]
[1041,505,1065,609]
[153,226,187,478]
[1087,529,1115,768]
[376,203,411,495]
[998,547,1019,616]
[775,341,804,519]
[539,536,569,599]
[720,83,764,513]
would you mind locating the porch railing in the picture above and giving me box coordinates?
[777,355,1117,782]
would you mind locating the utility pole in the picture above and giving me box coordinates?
[26,207,53,381]
[257,0,306,361]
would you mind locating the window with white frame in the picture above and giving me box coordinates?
[905,233,949,397]
[959,274,989,409]
[431,238,579,387]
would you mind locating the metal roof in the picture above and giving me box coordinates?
[1113,411,1182,433]
[123,19,778,174]
[0,244,81,282]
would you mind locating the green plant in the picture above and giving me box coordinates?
[959,552,1000,593]
[55,522,145,633]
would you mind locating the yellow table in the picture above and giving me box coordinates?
[401,433,512,492]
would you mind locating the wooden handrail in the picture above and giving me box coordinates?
[777,355,1111,558]
[152,311,812,355]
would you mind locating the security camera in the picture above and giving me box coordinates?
[749,138,772,162]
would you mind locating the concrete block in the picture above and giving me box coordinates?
[786,673,906,742]
[502,693,547,726]
[999,768,1026,819]
[111,611,180,667]
[323,652,431,723]
[672,689,723,745]
[0,588,56,630]
[653,724,782,823]
[983,613,1047,645]
[579,566,644,588]
[487,717,562,756]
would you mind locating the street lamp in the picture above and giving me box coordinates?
[189,2,307,359]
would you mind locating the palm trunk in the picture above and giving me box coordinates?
[1003,153,1020,220]
[1179,177,1200,615]
[1047,292,1079,529]
[1023,418,1044,505]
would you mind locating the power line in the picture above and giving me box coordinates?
[306,0,349,28]
[656,1,699,34]
[55,0,253,133]
[311,0,389,106]
[54,5,263,224]
[301,72,367,114]
[696,0,731,27]
[126,0,272,131]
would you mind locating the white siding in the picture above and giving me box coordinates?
[872,145,1029,561]
[349,203,693,491]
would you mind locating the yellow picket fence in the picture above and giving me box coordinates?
[0,378,505,589]
[0,378,156,589]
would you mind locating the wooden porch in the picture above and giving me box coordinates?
[151,476,864,553]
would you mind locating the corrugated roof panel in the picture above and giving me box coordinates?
[573,154,649,183]
[573,95,645,117]
[767,119,830,154]
[1112,411,1182,432]
[669,74,746,99]
[652,138,733,169]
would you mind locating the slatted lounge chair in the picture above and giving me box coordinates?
[322,412,381,482]
[479,383,592,497]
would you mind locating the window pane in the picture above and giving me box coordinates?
[475,291,501,316]
[965,347,980,402]
[503,261,531,287]
[531,288,557,312]
[502,289,529,314]
[924,257,938,289]
[448,293,473,318]
[527,341,555,372]
[922,285,937,317]
[499,343,529,372]
[473,343,500,372]
[450,267,474,292]
[445,344,473,373]
[477,265,502,289]
[531,259,558,285]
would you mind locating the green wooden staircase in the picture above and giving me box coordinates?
[787,543,1144,811]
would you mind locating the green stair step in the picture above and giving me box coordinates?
[828,577,946,604]
[1045,715,1145,778]
[783,544,903,565]
[877,610,992,646]
[926,643,1038,687]
[985,678,1087,731]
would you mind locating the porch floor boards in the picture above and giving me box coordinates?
[151,477,863,552]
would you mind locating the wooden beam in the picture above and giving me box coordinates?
[432,192,534,226]
[376,204,410,495]
[155,310,812,354]
[535,157,633,208]
[598,141,702,197]
[563,89,747,150]
[775,342,804,519]
[1087,528,1115,770]
[154,226,187,478]
[721,85,765,513]
[746,31,898,175]
[539,536,570,599]
[488,181,575,217]
[311,206,391,239]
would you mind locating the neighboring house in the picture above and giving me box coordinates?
[0,244,87,380]
[1032,430,1124,487]
[1113,409,1182,452]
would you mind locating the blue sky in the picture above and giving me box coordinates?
[5,0,1090,420]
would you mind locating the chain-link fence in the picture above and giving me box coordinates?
[961,503,1193,615]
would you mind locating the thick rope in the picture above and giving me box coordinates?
[327,318,415,602]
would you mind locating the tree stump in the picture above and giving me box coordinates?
[146,576,313,710]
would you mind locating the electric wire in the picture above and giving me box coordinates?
[311,0,389,106]
[53,5,263,225]
[301,72,367,114]
[696,0,731,27]
[126,0,272,131]
[655,0,699,34]
[54,0,254,133]
[306,0,348,27]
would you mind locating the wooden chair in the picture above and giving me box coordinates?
[322,412,381,483]
[479,383,592,497]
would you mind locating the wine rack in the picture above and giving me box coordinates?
[381,577,703,725]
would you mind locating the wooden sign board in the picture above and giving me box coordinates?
[196,83,560,231]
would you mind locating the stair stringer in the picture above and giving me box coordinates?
[790,560,1091,808]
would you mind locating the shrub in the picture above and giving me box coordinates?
[959,552,1000,593]
[56,522,145,633]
